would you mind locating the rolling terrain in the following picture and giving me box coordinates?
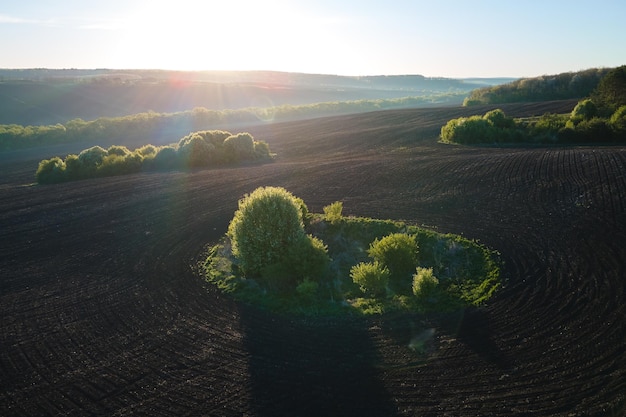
[1,100,625,416]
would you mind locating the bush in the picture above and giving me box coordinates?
[570,99,598,122]
[254,140,271,159]
[228,186,306,278]
[260,234,330,293]
[152,146,179,170]
[609,105,626,139]
[296,279,319,304]
[323,201,343,225]
[368,233,418,293]
[440,115,496,144]
[64,154,82,180]
[107,145,131,156]
[178,133,215,167]
[35,157,66,184]
[223,132,255,162]
[412,267,439,300]
[137,144,158,157]
[483,109,515,129]
[78,146,107,176]
[576,117,613,142]
[350,261,390,298]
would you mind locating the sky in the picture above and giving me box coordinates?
[0,0,624,78]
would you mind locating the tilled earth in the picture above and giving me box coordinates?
[1,101,625,416]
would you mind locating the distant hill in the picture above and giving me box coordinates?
[463,67,614,106]
[0,69,513,125]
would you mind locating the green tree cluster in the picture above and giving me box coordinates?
[463,67,611,106]
[206,190,501,315]
[35,130,272,184]
[440,109,522,144]
[442,87,626,145]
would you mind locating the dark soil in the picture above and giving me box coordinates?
[1,100,625,416]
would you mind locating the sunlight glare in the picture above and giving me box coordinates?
[112,0,335,72]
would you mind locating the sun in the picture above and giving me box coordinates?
[111,0,314,72]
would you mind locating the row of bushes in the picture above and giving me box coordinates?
[1,93,466,151]
[440,102,626,144]
[35,130,271,184]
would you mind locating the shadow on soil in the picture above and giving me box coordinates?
[456,308,513,371]
[240,305,400,417]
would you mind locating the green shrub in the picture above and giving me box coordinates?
[152,146,179,170]
[197,130,232,147]
[223,132,255,162]
[296,279,319,304]
[35,157,66,184]
[178,133,215,167]
[368,233,418,293]
[78,146,107,175]
[412,267,439,300]
[323,201,343,225]
[137,144,158,157]
[63,154,82,180]
[609,105,626,139]
[483,109,515,129]
[260,234,330,292]
[440,115,495,144]
[107,145,131,156]
[350,261,390,297]
[575,117,613,142]
[254,140,271,159]
[227,186,306,278]
[571,99,598,122]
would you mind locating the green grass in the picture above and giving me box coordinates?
[202,214,501,317]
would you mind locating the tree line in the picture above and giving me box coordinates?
[463,67,613,106]
[442,66,626,144]
[1,93,466,151]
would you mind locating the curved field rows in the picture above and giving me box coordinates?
[1,101,625,416]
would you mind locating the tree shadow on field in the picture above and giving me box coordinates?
[240,305,399,417]
[456,307,513,371]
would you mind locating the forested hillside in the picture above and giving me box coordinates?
[463,67,612,106]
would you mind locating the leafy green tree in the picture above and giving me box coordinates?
[368,233,418,293]
[350,261,390,298]
[592,65,626,111]
[227,186,307,278]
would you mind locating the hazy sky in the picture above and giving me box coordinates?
[1,0,624,78]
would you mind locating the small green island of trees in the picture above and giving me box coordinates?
[441,65,626,145]
[35,130,271,184]
[203,187,501,316]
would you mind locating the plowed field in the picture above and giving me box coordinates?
[1,100,625,416]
